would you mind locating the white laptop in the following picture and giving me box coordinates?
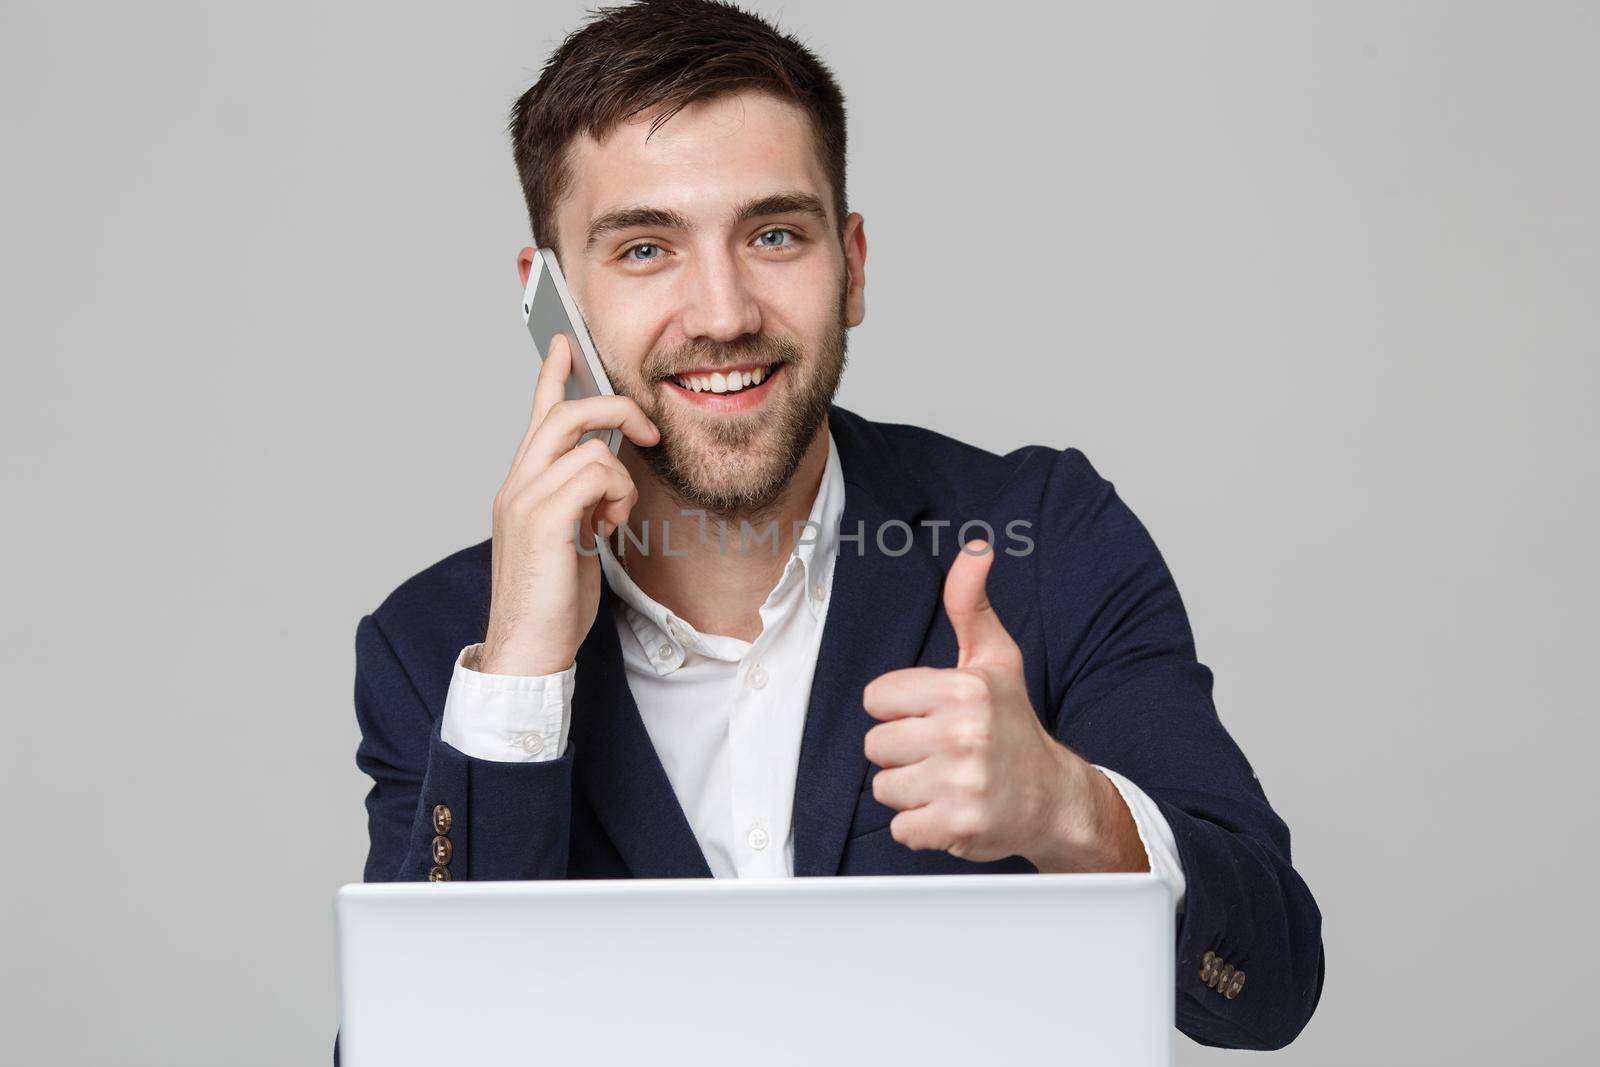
[336,873,1175,1066]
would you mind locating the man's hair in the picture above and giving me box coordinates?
[508,0,848,256]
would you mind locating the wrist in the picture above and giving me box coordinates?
[1024,743,1148,875]
[477,635,573,677]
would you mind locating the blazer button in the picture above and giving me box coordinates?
[432,804,453,835]
[1224,970,1246,999]
[428,865,451,882]
[432,835,453,866]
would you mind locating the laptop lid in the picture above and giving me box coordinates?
[337,873,1174,1066]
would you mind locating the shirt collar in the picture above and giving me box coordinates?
[796,425,843,615]
[597,426,843,670]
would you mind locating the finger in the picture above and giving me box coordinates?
[532,437,637,536]
[871,762,937,812]
[862,666,952,721]
[533,333,574,427]
[533,434,628,490]
[509,333,576,476]
[888,805,947,852]
[544,460,638,545]
[943,539,1020,670]
[525,395,660,472]
[863,666,990,722]
[863,717,941,769]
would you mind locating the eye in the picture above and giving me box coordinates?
[756,227,798,249]
[621,242,664,263]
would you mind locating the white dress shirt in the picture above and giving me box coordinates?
[441,429,1187,904]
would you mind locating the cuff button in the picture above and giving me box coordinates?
[432,804,453,835]
[431,835,453,866]
[1224,971,1246,999]
[428,865,451,882]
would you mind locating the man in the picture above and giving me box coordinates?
[351,0,1324,1052]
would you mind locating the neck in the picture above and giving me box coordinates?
[611,420,830,642]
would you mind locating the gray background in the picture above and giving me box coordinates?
[3,1,1594,1062]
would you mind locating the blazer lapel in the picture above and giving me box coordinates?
[570,581,714,878]
[792,409,946,876]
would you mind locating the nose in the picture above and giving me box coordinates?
[679,247,762,343]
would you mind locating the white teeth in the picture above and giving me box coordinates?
[674,364,772,394]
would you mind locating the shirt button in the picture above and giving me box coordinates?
[747,826,769,850]
[747,663,768,689]
[656,642,674,660]
[812,581,826,601]
[517,733,545,756]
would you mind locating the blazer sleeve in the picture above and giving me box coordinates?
[1037,448,1325,1051]
[353,612,575,882]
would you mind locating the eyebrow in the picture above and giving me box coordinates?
[584,191,828,251]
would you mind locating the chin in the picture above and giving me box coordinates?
[657,434,793,516]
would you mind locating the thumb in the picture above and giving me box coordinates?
[944,539,1018,669]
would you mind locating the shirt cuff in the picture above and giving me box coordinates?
[1093,764,1188,914]
[439,642,575,763]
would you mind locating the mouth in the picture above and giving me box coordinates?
[661,361,785,411]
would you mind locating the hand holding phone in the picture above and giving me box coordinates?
[477,251,660,678]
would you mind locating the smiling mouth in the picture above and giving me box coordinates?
[665,361,781,395]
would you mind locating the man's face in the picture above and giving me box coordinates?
[521,90,866,519]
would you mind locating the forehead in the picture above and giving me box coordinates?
[559,91,831,240]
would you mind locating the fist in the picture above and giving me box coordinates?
[862,539,1123,869]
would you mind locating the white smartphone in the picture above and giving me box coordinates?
[521,246,621,455]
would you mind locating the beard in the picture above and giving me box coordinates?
[608,278,850,524]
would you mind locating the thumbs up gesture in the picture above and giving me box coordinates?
[862,540,1149,872]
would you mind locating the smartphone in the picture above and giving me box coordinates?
[521,246,621,455]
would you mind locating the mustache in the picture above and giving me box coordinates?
[645,334,803,380]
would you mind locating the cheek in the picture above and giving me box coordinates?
[586,294,667,377]
[757,264,844,345]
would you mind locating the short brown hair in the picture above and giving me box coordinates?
[507,0,848,257]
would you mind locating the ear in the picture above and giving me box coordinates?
[516,246,536,289]
[841,212,867,328]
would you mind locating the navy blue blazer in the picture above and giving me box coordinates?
[351,404,1325,1051]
